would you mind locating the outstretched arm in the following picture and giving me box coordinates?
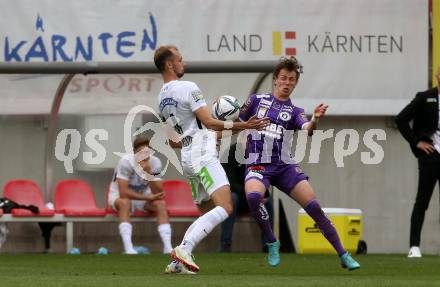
[194,106,269,131]
[303,104,328,136]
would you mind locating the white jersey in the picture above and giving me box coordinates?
[158,80,217,170]
[109,154,162,196]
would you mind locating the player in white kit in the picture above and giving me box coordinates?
[109,137,172,254]
[154,45,268,273]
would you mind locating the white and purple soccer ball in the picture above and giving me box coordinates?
[212,95,241,121]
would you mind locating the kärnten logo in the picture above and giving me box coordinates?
[273,31,296,56]
[3,13,158,62]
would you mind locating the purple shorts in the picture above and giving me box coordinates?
[245,164,308,194]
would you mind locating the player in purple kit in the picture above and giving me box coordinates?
[239,56,360,270]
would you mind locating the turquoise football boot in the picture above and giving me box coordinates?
[266,240,280,267]
[340,252,360,271]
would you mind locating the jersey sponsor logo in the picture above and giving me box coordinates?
[256,94,270,99]
[198,166,213,191]
[191,90,204,102]
[279,111,291,121]
[159,98,178,112]
[272,102,281,110]
[245,171,263,181]
[257,107,268,118]
[295,166,303,174]
[281,105,293,112]
[260,99,273,106]
[259,123,284,139]
[247,165,266,172]
[427,98,437,103]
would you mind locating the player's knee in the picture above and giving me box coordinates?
[118,198,131,209]
[153,199,167,211]
[222,203,234,216]
[230,192,239,206]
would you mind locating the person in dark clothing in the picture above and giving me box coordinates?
[219,140,274,253]
[395,66,440,258]
[219,142,248,252]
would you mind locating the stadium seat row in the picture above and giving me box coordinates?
[0,179,201,218]
[0,179,201,252]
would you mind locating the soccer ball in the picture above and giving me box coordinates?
[164,260,196,274]
[212,95,241,121]
[165,260,183,273]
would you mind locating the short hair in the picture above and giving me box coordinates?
[154,45,178,73]
[132,136,149,151]
[273,56,303,81]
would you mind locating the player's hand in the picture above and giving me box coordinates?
[138,160,152,174]
[245,115,270,131]
[314,103,328,119]
[135,147,152,173]
[145,192,164,201]
[416,141,436,154]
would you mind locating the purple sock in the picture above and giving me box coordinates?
[246,192,276,243]
[304,199,346,256]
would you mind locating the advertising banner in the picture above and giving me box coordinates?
[0,0,429,115]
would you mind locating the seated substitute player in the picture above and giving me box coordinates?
[154,45,269,274]
[108,137,172,254]
[240,56,361,270]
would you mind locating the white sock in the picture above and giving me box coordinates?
[158,223,173,254]
[179,219,199,252]
[180,206,228,253]
[182,219,198,240]
[119,222,134,253]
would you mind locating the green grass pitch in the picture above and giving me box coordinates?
[0,253,439,287]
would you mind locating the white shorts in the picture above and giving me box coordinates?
[183,158,230,205]
[108,188,152,213]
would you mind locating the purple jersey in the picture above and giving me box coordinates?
[239,93,309,165]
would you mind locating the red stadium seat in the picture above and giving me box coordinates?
[3,180,55,217]
[132,209,155,217]
[0,209,3,216]
[54,180,106,217]
[163,180,200,217]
